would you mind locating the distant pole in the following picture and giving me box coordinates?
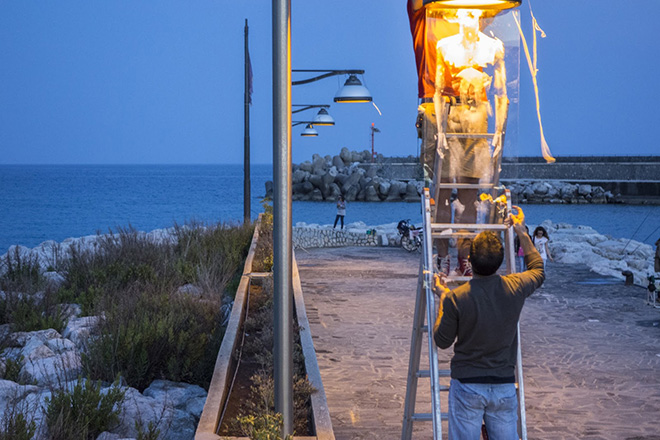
[243,19,251,223]
[371,123,380,162]
[273,0,294,436]
[371,123,375,162]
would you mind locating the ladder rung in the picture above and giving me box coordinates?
[432,231,479,239]
[416,369,451,378]
[445,275,472,284]
[434,183,496,189]
[446,133,495,139]
[412,412,449,422]
[431,223,507,233]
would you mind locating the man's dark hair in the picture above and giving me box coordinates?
[470,231,504,276]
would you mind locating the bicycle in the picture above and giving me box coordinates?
[397,219,423,253]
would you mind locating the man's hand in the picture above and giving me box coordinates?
[504,205,526,236]
[433,273,450,299]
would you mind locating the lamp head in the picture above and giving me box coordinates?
[301,124,318,137]
[334,74,372,103]
[423,0,521,9]
[313,108,335,126]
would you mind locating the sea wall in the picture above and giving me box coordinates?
[293,224,383,249]
[265,152,659,204]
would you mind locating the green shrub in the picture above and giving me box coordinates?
[4,297,64,333]
[136,420,160,440]
[236,413,292,440]
[253,202,273,273]
[45,378,125,440]
[0,248,43,293]
[83,286,223,391]
[0,407,37,440]
[1,357,25,384]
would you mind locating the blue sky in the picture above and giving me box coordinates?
[1,1,659,165]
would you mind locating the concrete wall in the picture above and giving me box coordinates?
[500,156,660,181]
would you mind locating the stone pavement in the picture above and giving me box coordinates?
[296,246,660,440]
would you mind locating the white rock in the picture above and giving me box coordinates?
[62,315,103,349]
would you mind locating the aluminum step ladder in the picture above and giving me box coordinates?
[400,188,528,440]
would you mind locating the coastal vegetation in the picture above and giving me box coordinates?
[0,221,254,438]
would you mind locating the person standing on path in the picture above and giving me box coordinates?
[433,206,544,438]
[333,196,346,230]
[532,226,553,270]
[514,225,531,273]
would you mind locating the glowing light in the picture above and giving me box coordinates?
[425,0,521,10]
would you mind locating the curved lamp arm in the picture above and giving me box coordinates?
[292,69,365,86]
[292,104,330,114]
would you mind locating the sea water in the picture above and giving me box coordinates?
[1,164,658,254]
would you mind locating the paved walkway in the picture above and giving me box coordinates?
[296,246,660,440]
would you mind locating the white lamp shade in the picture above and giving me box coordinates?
[334,74,372,103]
[301,124,318,137]
[313,108,335,126]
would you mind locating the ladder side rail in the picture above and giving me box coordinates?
[516,323,528,440]
[506,190,528,440]
[422,189,443,439]
[400,261,428,440]
[488,100,510,224]
[432,101,450,207]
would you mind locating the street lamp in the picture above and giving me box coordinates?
[273,8,373,432]
[292,121,319,137]
[292,104,335,126]
[293,69,373,103]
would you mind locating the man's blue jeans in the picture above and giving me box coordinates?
[448,379,518,440]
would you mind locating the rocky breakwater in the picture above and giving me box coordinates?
[504,180,615,204]
[265,147,423,203]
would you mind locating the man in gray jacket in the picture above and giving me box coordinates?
[433,206,544,439]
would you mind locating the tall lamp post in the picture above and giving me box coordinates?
[273,4,372,433]
[244,19,251,224]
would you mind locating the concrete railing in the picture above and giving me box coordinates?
[195,215,335,440]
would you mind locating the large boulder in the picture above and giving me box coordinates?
[332,155,345,170]
[115,386,197,440]
[365,185,381,202]
[311,156,326,175]
[560,183,577,199]
[339,147,352,165]
[351,150,363,163]
[386,180,407,201]
[298,161,313,173]
[10,329,83,386]
[344,185,359,202]
[308,174,323,189]
[378,181,391,197]
[143,380,207,421]
[62,315,103,350]
[292,169,310,184]
[578,184,592,196]
[341,171,362,194]
[532,181,550,196]
[334,173,349,186]
[310,189,324,202]
[404,183,421,202]
[327,183,341,201]
[322,168,337,186]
